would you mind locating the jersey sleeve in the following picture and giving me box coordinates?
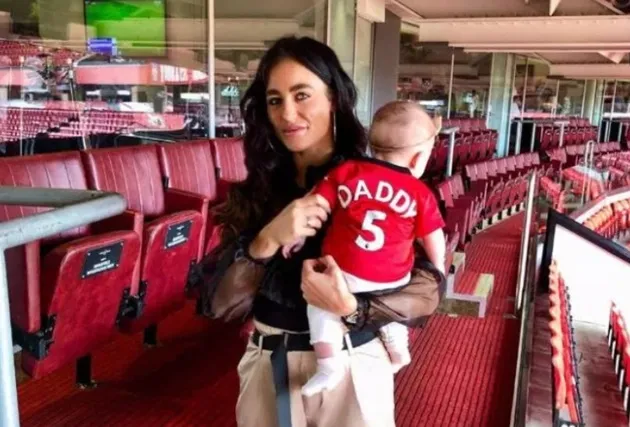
[415,185,446,239]
[312,162,347,210]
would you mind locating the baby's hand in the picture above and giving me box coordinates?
[281,238,307,258]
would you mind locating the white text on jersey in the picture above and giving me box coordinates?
[337,179,417,218]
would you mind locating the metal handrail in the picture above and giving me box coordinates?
[0,186,127,427]
[510,170,538,427]
[440,126,459,177]
[580,140,596,206]
[515,171,537,314]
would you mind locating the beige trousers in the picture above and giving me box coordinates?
[236,320,396,427]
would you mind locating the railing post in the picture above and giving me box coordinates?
[0,250,19,427]
[515,170,537,314]
[510,170,538,427]
[441,126,459,178]
[514,119,523,155]
[530,122,537,152]
[0,187,127,427]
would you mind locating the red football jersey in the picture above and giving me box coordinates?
[315,158,445,284]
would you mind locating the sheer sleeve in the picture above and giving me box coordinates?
[348,251,446,331]
[198,233,273,322]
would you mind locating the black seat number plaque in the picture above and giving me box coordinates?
[165,220,192,249]
[81,241,124,279]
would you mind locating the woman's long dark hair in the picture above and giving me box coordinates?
[213,36,368,250]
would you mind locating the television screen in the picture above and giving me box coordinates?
[84,0,166,57]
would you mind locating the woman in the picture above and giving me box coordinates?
[201,36,445,427]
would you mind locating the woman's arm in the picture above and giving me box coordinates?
[202,193,331,321]
[200,231,273,322]
[301,252,446,331]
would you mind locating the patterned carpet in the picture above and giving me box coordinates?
[17,216,523,426]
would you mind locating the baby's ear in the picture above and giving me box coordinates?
[433,115,443,133]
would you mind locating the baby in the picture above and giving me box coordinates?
[285,101,447,397]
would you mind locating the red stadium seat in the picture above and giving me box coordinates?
[0,152,141,382]
[210,137,247,200]
[157,140,221,259]
[81,145,203,339]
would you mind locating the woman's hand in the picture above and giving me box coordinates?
[301,255,358,317]
[249,194,330,259]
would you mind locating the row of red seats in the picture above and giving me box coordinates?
[608,303,630,417]
[562,168,605,201]
[546,142,621,173]
[0,138,248,385]
[549,260,583,426]
[0,40,80,67]
[436,153,541,248]
[538,120,598,150]
[427,121,497,175]
[539,176,566,213]
[465,152,542,196]
[582,198,630,239]
[0,108,187,142]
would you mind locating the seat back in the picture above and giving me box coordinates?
[82,145,165,217]
[0,152,90,335]
[210,138,247,183]
[158,140,218,201]
[0,152,90,242]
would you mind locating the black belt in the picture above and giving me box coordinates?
[251,329,378,427]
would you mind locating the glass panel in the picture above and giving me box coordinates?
[0,0,209,155]
[613,81,630,117]
[397,40,452,117]
[557,79,586,117]
[354,16,373,126]
[511,56,527,119]
[449,50,491,120]
[546,213,630,326]
[523,61,557,115]
[214,0,329,137]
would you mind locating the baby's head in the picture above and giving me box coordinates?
[368,101,441,179]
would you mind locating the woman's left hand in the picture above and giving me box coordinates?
[301,255,358,317]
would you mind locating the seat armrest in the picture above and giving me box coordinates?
[91,209,143,236]
[164,188,210,216]
[6,241,41,334]
[164,188,210,261]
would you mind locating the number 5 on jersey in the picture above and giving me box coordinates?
[355,210,387,251]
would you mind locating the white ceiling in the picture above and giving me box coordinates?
[393,0,630,78]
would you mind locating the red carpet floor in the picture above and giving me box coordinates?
[17,215,522,427]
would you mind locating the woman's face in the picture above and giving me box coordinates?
[266,58,334,155]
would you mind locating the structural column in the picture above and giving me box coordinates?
[582,80,597,122]
[328,0,357,77]
[487,53,515,158]
[371,10,401,114]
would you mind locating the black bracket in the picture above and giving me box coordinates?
[116,281,148,324]
[185,260,201,293]
[12,315,56,360]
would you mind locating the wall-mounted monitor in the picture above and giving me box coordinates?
[84,0,166,57]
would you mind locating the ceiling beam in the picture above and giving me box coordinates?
[385,0,423,20]
[550,63,630,79]
[453,42,630,50]
[416,16,630,44]
[589,0,624,14]
[598,51,627,64]
[550,0,563,16]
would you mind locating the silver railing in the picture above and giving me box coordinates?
[579,140,597,206]
[515,171,538,314]
[0,187,127,427]
[441,126,459,178]
[509,170,538,427]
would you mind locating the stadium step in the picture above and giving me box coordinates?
[438,252,495,318]
[481,202,526,231]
